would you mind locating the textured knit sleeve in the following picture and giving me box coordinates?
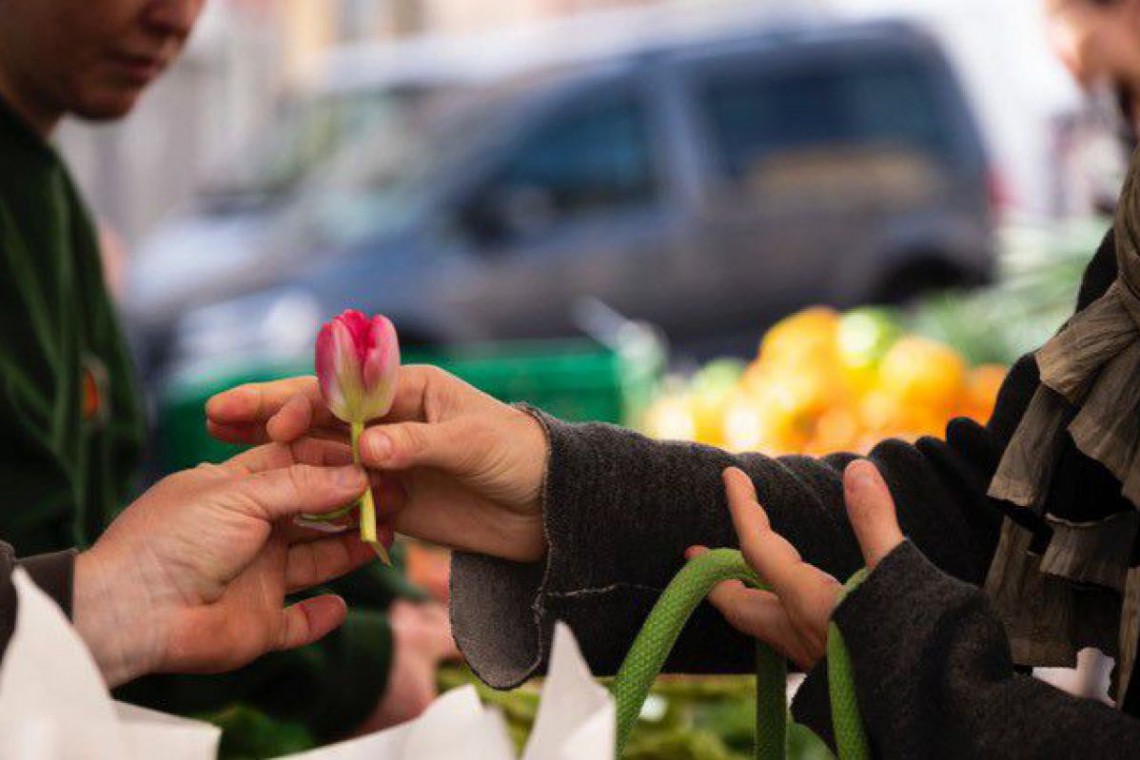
[814,540,1140,759]
[451,398,1014,688]
[0,542,76,660]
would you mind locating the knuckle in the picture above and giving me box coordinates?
[194,461,229,477]
[399,425,427,455]
[288,464,316,494]
[421,364,449,385]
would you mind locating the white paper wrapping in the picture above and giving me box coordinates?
[0,572,614,760]
[0,569,222,760]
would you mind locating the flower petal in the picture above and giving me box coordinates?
[360,315,400,421]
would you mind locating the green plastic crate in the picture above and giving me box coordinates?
[156,332,665,474]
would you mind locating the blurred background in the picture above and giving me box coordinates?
[65,0,1129,755]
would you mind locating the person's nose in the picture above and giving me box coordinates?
[142,0,205,43]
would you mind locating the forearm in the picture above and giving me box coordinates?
[824,541,1140,759]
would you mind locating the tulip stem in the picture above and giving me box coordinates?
[352,421,390,565]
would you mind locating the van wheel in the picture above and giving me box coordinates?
[871,257,980,305]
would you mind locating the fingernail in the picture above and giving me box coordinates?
[365,431,392,462]
[846,460,876,489]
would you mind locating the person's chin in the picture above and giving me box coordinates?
[70,87,145,123]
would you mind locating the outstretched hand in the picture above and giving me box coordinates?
[691,460,904,669]
[206,367,549,563]
[74,440,376,686]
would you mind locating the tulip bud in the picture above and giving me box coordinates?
[316,310,400,425]
[310,309,400,564]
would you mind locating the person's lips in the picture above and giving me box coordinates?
[107,52,166,84]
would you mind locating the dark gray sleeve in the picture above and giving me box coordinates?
[814,541,1140,759]
[0,541,76,659]
[451,406,1007,689]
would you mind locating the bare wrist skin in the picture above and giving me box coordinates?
[508,404,551,562]
[72,548,161,687]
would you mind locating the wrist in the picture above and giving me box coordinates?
[509,404,551,561]
[73,548,161,687]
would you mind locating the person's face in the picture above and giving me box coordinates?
[0,0,204,125]
[1046,0,1140,93]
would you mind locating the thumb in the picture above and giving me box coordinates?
[235,464,368,521]
[359,421,474,472]
[843,460,904,569]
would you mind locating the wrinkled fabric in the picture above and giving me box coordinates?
[987,146,1140,703]
[0,542,76,660]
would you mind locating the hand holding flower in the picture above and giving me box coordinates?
[206,365,549,563]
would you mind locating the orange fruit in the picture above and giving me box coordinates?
[961,364,1007,423]
[858,389,907,433]
[758,307,841,370]
[805,406,861,454]
[878,337,967,413]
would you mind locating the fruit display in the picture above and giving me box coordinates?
[642,306,1006,455]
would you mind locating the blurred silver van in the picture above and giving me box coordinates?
[139,18,998,374]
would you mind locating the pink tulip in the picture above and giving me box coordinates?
[316,310,400,424]
[311,310,400,563]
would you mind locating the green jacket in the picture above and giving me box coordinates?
[0,98,405,741]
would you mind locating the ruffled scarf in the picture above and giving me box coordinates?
[987,146,1140,704]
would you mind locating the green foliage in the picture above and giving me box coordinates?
[205,705,314,760]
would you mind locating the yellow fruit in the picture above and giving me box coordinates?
[690,387,729,447]
[644,394,697,442]
[878,337,967,412]
[758,307,841,370]
[723,390,807,455]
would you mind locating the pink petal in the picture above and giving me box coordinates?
[338,309,373,364]
[360,315,400,420]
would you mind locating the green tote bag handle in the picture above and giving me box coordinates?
[608,548,871,759]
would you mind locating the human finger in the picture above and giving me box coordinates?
[220,438,354,475]
[206,420,270,445]
[844,460,905,569]
[234,464,368,521]
[276,594,348,651]
[285,534,376,593]
[206,377,327,431]
[359,420,477,472]
[723,468,806,599]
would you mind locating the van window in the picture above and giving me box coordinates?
[700,56,952,181]
[490,91,658,229]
